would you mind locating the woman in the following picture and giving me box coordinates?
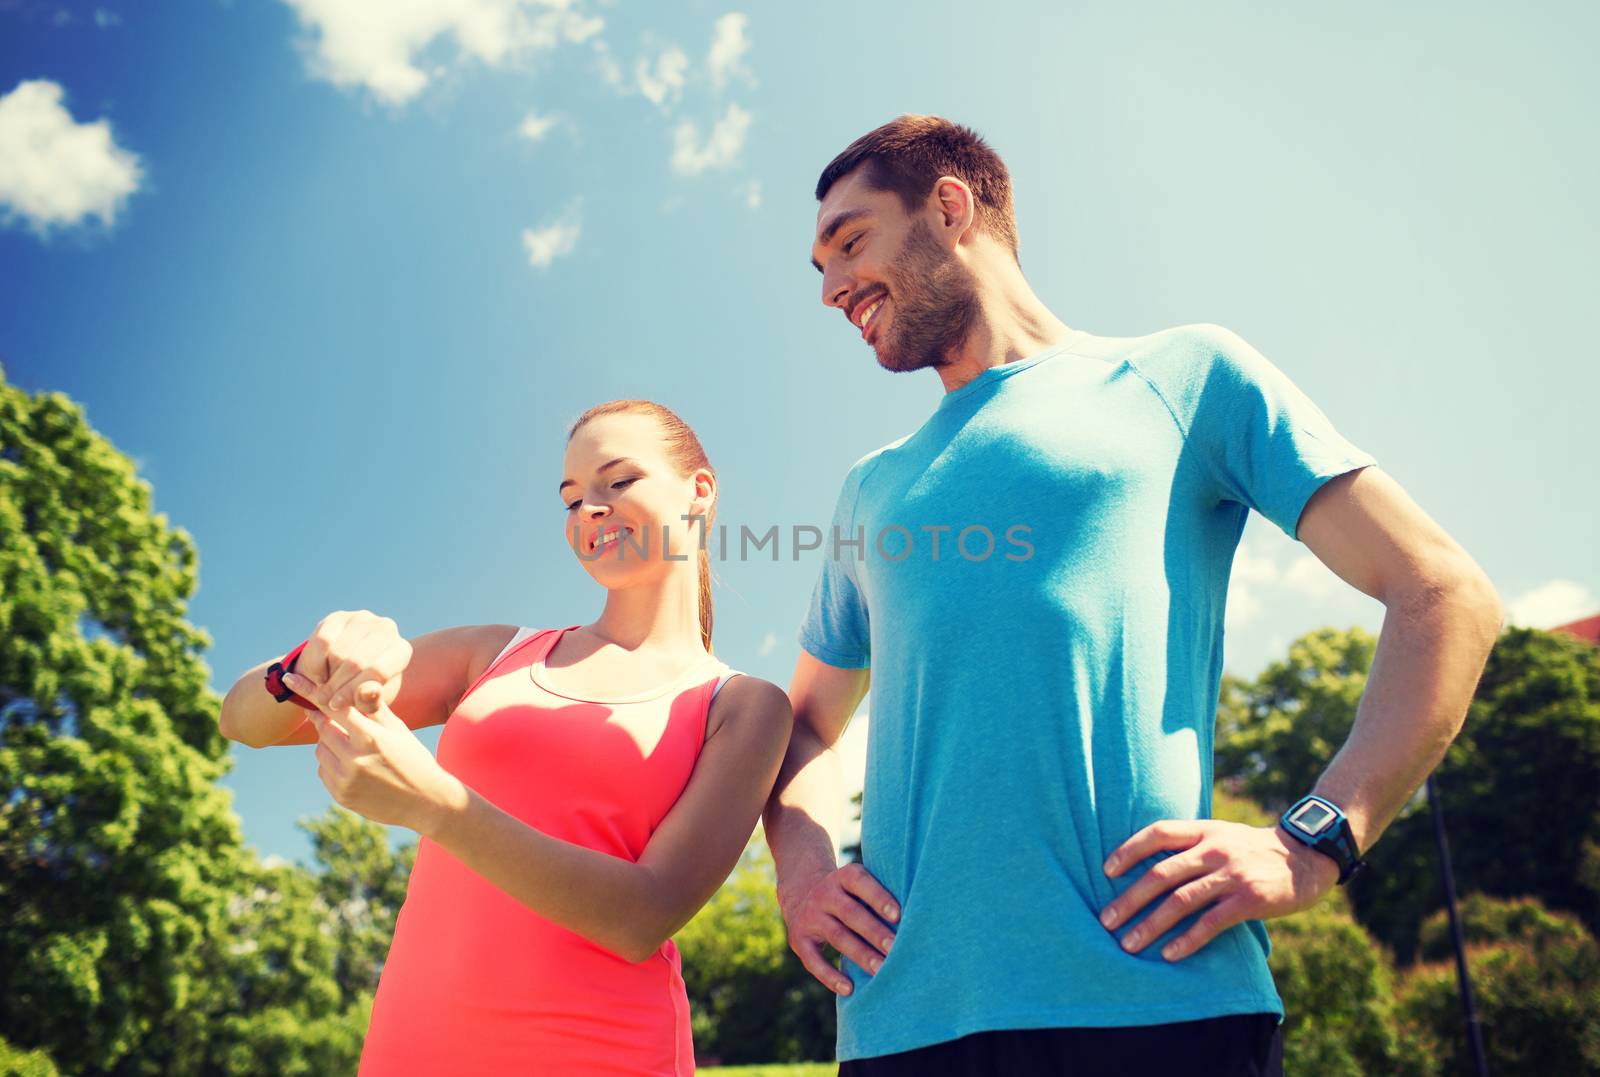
[219,400,794,1075]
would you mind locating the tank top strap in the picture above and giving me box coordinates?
[709,669,744,704]
[457,625,569,706]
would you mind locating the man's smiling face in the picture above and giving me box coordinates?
[810,166,980,374]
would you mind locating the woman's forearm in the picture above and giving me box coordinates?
[219,661,315,748]
[421,778,670,963]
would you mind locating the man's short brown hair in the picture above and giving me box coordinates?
[815,115,1019,256]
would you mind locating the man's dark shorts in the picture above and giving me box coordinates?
[837,1013,1283,1076]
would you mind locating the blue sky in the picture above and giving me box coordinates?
[4,1,1596,864]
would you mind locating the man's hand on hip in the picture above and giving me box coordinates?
[779,862,901,995]
[1098,819,1340,962]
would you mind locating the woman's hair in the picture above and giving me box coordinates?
[567,400,717,652]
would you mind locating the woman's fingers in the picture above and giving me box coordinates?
[352,639,413,714]
[298,610,351,684]
[322,618,410,712]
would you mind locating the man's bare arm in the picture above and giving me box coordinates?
[764,651,898,994]
[1291,465,1503,850]
[1100,465,1503,961]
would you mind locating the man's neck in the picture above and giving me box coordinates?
[935,262,1074,394]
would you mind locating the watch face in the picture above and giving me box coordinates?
[1289,800,1337,836]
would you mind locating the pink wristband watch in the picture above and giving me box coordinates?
[264,640,316,709]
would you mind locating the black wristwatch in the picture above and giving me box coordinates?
[1278,795,1368,885]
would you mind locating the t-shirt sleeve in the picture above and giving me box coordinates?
[796,466,872,670]
[1143,325,1378,541]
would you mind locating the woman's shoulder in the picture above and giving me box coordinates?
[705,673,792,741]
[454,624,570,682]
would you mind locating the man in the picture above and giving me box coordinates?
[761,115,1503,1075]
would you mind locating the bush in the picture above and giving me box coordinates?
[0,1036,60,1077]
[674,833,835,1065]
[1398,896,1600,1075]
[1266,895,1432,1077]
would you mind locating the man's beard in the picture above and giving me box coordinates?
[874,219,981,374]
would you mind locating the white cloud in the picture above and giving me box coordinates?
[670,103,750,175]
[279,0,603,106]
[1281,552,1341,602]
[1224,542,1277,631]
[741,178,762,209]
[634,45,688,107]
[756,631,778,657]
[706,12,752,90]
[0,79,143,235]
[1506,579,1596,629]
[517,109,557,142]
[591,39,625,89]
[521,205,580,268]
[94,8,123,29]
[1226,536,1354,632]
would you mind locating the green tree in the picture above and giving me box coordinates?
[1351,628,1600,960]
[202,853,368,1075]
[0,1036,61,1077]
[301,807,415,1005]
[0,372,246,1072]
[0,375,408,1075]
[1214,626,1376,810]
[673,832,835,1065]
[1398,896,1600,1075]
[1217,624,1600,961]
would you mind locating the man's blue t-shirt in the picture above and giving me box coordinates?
[798,324,1377,1061]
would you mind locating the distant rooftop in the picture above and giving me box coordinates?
[1551,613,1600,646]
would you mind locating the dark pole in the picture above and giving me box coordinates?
[1427,772,1489,1077]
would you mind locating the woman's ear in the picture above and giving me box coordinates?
[689,468,717,521]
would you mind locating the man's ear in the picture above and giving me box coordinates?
[932,175,977,245]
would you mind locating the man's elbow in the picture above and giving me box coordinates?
[1455,566,1505,642]
[1396,559,1504,635]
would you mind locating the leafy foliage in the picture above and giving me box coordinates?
[1217,623,1600,961]
[0,373,414,1075]
[674,833,835,1065]
[1399,897,1600,1075]
[0,372,245,1072]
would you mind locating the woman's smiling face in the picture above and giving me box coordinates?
[560,411,712,585]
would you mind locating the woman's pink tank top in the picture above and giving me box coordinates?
[357,625,734,1076]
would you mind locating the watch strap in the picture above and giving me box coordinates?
[1328,818,1368,885]
[264,640,316,709]
[1281,795,1369,886]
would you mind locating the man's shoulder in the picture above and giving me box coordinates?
[1067,322,1254,370]
[837,433,915,490]
[1070,323,1272,426]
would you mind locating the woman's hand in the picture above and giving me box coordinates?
[285,670,465,833]
[295,610,413,716]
